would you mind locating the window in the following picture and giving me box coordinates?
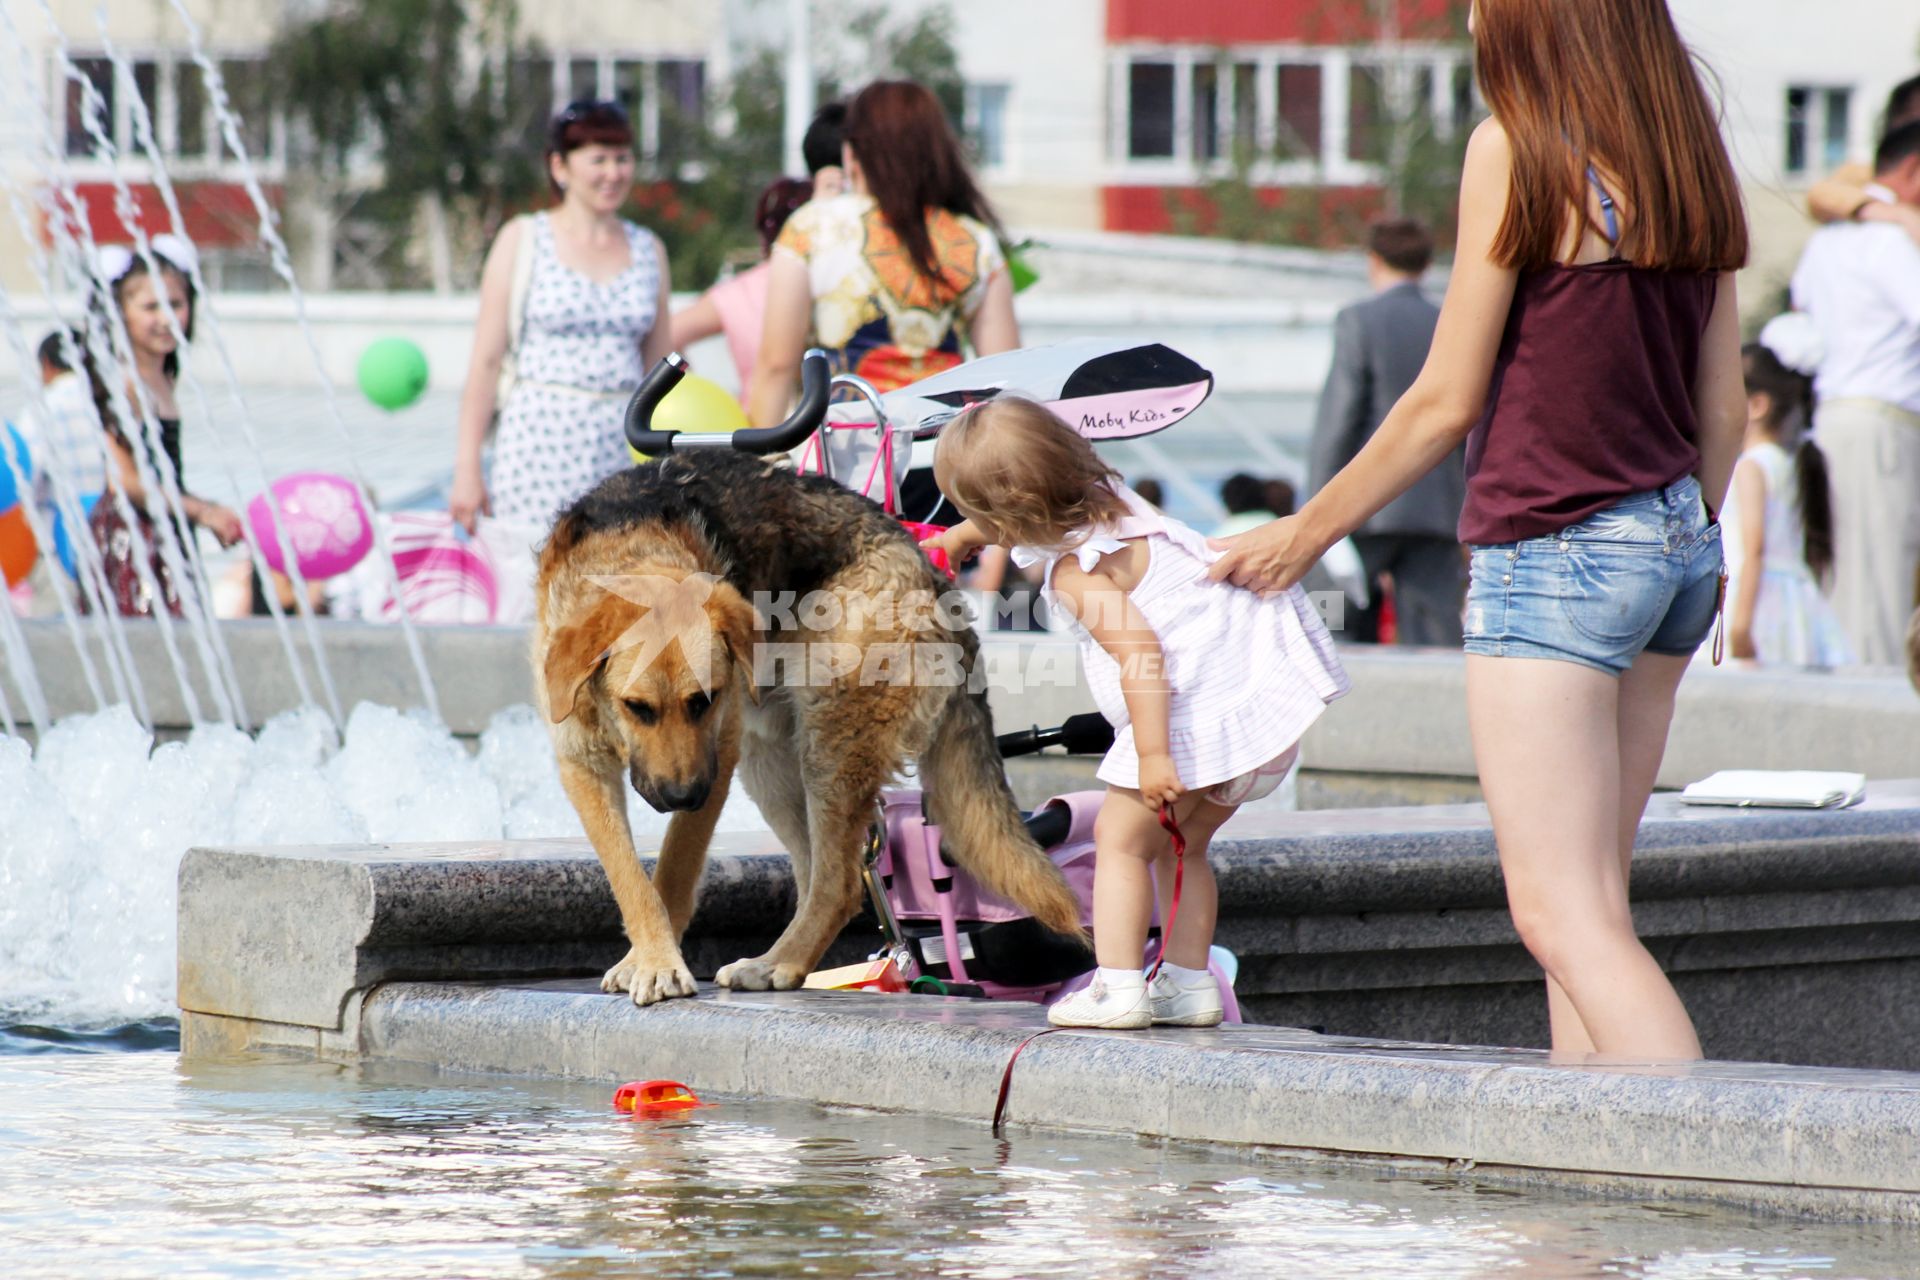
[130,60,158,145]
[1450,62,1477,136]
[1276,63,1322,161]
[1822,88,1852,172]
[568,58,600,103]
[1348,63,1386,163]
[60,51,282,168]
[64,57,114,157]
[658,60,705,128]
[219,59,273,162]
[1128,61,1175,158]
[175,62,208,159]
[1785,86,1810,174]
[510,56,555,154]
[1785,84,1854,176]
[1410,64,1434,135]
[1232,63,1258,155]
[1191,63,1219,161]
[612,59,646,123]
[967,82,1010,170]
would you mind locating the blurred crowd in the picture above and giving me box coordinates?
[7,66,1919,689]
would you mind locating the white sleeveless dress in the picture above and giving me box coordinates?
[1014,487,1349,800]
[490,212,660,524]
[1714,441,1853,667]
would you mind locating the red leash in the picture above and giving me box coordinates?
[990,1027,1061,1136]
[991,804,1187,1137]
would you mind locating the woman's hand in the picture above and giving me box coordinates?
[1728,623,1757,661]
[1137,752,1186,811]
[1205,515,1324,595]
[450,466,491,534]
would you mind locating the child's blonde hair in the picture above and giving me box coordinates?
[932,397,1130,547]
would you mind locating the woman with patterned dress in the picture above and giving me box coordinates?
[748,79,1020,533]
[452,101,672,534]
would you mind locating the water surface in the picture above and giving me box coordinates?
[2,1025,1913,1279]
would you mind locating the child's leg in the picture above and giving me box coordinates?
[1151,797,1235,970]
[1089,785,1168,970]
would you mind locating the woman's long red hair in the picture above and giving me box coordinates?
[1474,0,1748,272]
[845,80,1003,283]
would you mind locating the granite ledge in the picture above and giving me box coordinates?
[320,977,1920,1221]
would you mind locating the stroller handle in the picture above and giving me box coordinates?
[624,348,832,457]
[996,712,1115,760]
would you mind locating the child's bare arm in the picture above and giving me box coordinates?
[1051,558,1184,808]
[919,518,993,564]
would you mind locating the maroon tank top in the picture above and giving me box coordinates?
[1459,262,1718,545]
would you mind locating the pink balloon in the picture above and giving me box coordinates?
[248,471,373,579]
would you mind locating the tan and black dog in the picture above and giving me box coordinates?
[534,449,1083,1005]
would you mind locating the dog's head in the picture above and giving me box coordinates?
[542,569,757,813]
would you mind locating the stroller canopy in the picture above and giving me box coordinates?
[828,338,1214,441]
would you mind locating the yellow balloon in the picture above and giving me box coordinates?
[629,373,750,462]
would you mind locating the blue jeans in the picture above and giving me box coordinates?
[1462,477,1724,676]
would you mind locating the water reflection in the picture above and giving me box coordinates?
[0,1049,1907,1279]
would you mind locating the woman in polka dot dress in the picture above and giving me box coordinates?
[452,100,672,531]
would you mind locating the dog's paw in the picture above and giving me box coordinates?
[714,957,808,992]
[601,948,698,1006]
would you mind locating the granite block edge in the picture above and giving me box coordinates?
[348,981,1920,1209]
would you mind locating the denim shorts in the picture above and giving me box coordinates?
[1462,476,1724,676]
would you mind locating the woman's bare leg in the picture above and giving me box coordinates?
[1467,654,1702,1059]
[1543,648,1698,1055]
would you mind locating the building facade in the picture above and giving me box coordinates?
[0,0,724,293]
[1668,0,1920,315]
[5,0,1913,301]
[943,0,1472,239]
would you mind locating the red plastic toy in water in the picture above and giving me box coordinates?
[612,1079,705,1116]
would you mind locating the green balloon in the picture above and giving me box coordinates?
[357,337,429,410]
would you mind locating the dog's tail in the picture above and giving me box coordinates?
[919,689,1088,942]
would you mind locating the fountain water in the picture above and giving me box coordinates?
[0,1,515,1021]
[40,60,240,727]
[163,0,444,722]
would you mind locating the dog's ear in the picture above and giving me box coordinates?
[706,581,761,706]
[543,592,637,724]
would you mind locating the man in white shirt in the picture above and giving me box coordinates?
[1791,119,1920,665]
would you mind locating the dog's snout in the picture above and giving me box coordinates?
[652,779,711,812]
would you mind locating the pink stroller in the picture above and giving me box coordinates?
[863,713,1242,1021]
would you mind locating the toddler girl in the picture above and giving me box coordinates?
[924,399,1349,1028]
[1719,343,1852,667]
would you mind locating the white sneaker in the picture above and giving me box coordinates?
[1148,969,1224,1027]
[1047,973,1152,1029]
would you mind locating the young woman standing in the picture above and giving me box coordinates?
[1209,0,1749,1059]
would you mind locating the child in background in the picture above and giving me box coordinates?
[923,399,1349,1028]
[1720,343,1853,667]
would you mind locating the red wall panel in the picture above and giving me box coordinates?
[56,181,276,249]
[1102,183,1390,248]
[1107,0,1465,46]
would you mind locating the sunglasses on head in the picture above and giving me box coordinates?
[557,98,630,126]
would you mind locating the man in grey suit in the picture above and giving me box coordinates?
[1308,217,1465,645]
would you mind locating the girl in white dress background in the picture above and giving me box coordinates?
[1720,342,1853,667]
[924,399,1349,1029]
